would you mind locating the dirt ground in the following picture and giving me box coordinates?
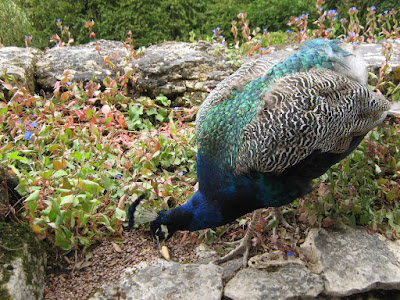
[44,228,201,299]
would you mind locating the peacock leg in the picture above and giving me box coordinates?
[266,207,293,236]
[214,209,262,267]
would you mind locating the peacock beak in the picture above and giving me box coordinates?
[153,236,160,249]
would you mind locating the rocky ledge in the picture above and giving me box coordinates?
[1,39,399,106]
[89,227,400,300]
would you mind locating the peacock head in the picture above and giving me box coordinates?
[150,213,178,247]
[127,193,189,248]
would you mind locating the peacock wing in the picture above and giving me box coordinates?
[235,68,390,175]
[196,57,276,137]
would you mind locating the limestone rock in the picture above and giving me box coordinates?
[133,41,239,104]
[224,263,324,300]
[248,250,305,269]
[36,40,129,90]
[117,260,223,300]
[302,228,400,296]
[0,46,42,94]
[0,223,47,300]
[195,243,217,260]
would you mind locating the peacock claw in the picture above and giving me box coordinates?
[213,209,263,267]
[213,235,251,267]
[266,207,293,236]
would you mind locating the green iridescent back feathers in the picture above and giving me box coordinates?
[196,39,390,175]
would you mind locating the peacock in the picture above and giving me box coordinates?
[129,39,392,266]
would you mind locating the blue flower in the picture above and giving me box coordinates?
[115,174,122,179]
[24,130,33,140]
[263,28,268,32]
[30,122,38,128]
[332,16,337,20]
[327,9,338,17]
[349,6,358,13]
[57,18,61,22]
[287,29,292,33]
[178,171,184,176]
[370,6,376,10]
[18,120,22,123]
[287,251,293,257]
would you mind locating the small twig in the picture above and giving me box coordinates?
[0,242,46,253]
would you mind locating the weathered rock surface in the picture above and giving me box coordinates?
[1,40,399,105]
[90,259,224,300]
[224,264,324,300]
[0,223,47,300]
[133,41,239,104]
[0,46,42,94]
[308,228,400,296]
[36,39,129,90]
[90,227,400,300]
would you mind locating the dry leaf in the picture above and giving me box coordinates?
[112,242,122,253]
[161,245,170,260]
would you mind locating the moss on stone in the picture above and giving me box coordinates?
[0,222,46,299]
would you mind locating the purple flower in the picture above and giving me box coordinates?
[24,130,33,140]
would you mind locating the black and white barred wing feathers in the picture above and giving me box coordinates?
[235,68,390,175]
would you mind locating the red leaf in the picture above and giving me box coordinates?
[318,182,328,197]
[64,117,74,128]
[74,110,85,120]
[298,212,308,223]
[270,234,279,244]
[2,82,15,91]
[322,217,334,228]
[149,141,161,159]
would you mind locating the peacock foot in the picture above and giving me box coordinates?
[213,209,262,267]
[266,207,293,236]
[213,233,252,267]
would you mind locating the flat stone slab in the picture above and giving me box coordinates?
[308,228,400,296]
[118,260,223,300]
[224,263,324,300]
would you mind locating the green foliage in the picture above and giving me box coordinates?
[1,3,400,253]
[0,0,33,47]
[298,123,400,239]
[0,69,197,252]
